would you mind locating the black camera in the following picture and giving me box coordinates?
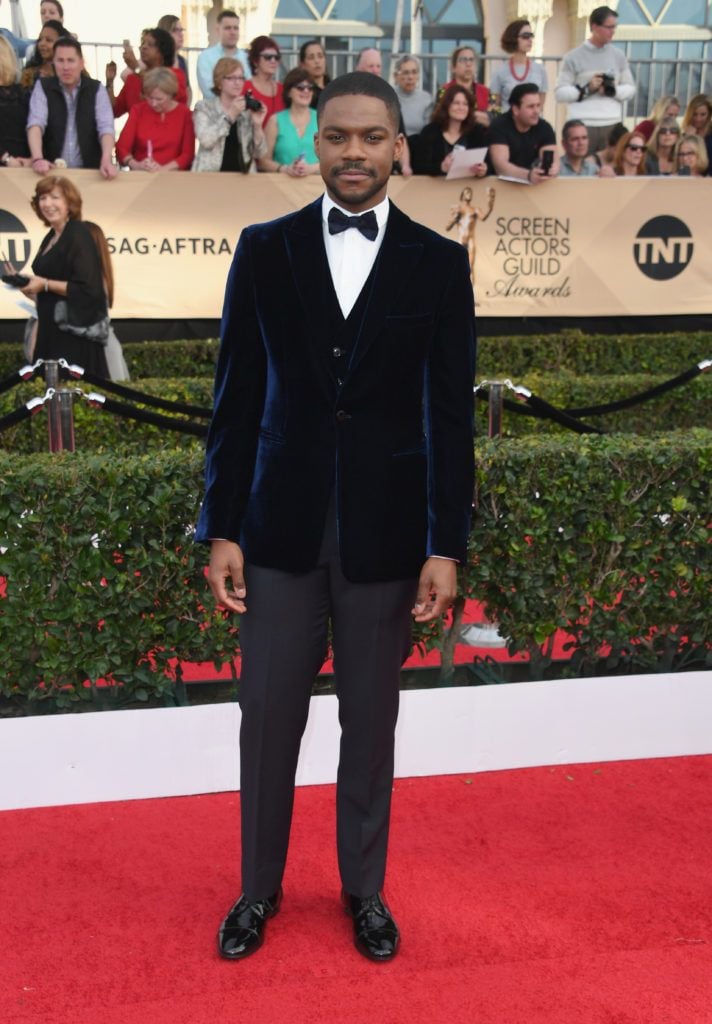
[244,90,262,112]
[600,73,616,98]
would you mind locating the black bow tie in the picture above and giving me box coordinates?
[327,206,379,242]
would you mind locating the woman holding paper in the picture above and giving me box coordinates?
[411,84,488,177]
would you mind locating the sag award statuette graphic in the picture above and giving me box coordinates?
[445,186,495,286]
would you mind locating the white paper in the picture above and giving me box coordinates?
[446,146,488,179]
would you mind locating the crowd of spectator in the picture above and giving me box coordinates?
[1,3,712,182]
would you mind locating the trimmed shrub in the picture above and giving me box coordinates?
[1,432,709,709]
[1,330,709,379]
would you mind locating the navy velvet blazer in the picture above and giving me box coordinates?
[195,196,476,583]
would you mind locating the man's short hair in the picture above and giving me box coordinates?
[509,82,539,108]
[217,8,239,23]
[394,54,419,72]
[562,118,587,142]
[316,71,401,131]
[53,36,82,58]
[590,6,617,27]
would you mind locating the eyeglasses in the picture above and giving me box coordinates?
[518,32,534,39]
[679,150,697,157]
[224,75,245,82]
[294,82,315,91]
[260,52,281,61]
[626,144,645,151]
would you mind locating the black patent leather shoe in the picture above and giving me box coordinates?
[342,889,400,962]
[217,888,282,960]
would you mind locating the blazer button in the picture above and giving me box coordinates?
[332,347,343,358]
[335,409,351,422]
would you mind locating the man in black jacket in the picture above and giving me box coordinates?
[197,73,475,964]
[27,37,117,178]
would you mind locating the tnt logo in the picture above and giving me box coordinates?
[633,215,693,281]
[0,210,32,273]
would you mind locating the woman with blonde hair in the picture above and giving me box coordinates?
[634,94,680,142]
[675,133,708,176]
[612,131,647,176]
[193,57,267,172]
[0,36,31,166]
[117,67,195,171]
[681,94,712,137]
[645,117,680,175]
[19,176,110,376]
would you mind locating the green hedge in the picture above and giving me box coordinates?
[2,372,709,453]
[1,330,710,379]
[1,432,709,710]
[475,372,712,436]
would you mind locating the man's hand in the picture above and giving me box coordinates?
[100,156,118,179]
[412,557,457,622]
[207,539,247,614]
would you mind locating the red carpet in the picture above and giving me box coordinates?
[2,757,711,1024]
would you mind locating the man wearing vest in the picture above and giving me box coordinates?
[197,73,475,964]
[27,37,117,179]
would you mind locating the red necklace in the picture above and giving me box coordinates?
[509,57,531,82]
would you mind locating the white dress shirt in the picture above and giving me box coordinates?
[321,192,390,318]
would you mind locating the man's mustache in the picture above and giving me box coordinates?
[331,162,376,177]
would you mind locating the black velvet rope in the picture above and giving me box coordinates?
[477,390,603,434]
[0,370,34,396]
[97,396,208,438]
[0,404,33,434]
[72,369,212,419]
[563,365,702,417]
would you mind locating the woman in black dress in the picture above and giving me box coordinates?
[20,176,110,376]
[411,83,488,177]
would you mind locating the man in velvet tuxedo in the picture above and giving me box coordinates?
[196,73,475,963]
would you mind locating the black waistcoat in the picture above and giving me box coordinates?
[323,258,378,389]
[40,76,102,168]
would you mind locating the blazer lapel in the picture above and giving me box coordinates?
[348,202,424,375]
[284,198,330,348]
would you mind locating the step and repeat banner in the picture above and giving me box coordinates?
[0,169,708,321]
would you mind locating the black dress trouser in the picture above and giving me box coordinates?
[237,502,418,899]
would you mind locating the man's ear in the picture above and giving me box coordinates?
[393,132,405,163]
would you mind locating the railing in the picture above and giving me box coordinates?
[76,42,712,135]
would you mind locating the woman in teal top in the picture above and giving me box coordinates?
[258,67,319,176]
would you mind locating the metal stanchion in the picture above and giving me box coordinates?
[57,390,76,452]
[43,361,75,452]
[488,380,504,438]
[44,360,61,451]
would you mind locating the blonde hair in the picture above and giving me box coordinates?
[212,56,244,95]
[647,94,680,125]
[142,66,177,98]
[0,35,18,86]
[676,132,709,174]
[681,93,712,135]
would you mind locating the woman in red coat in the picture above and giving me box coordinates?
[116,67,194,171]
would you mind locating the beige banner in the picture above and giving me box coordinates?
[1,169,709,320]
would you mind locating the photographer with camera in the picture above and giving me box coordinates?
[555,6,635,155]
[192,58,267,173]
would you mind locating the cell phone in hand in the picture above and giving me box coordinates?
[540,150,554,175]
[2,273,30,288]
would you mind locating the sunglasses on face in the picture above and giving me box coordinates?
[294,82,314,91]
[660,127,679,134]
[626,144,645,151]
[261,52,280,61]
